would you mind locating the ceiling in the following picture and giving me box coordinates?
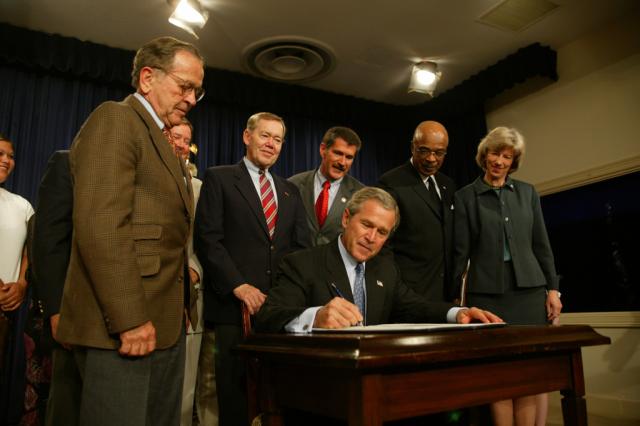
[1,0,637,105]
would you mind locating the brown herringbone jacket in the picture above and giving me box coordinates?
[57,95,193,349]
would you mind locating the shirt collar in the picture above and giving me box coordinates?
[473,175,516,194]
[243,156,271,176]
[315,169,344,188]
[133,93,164,130]
[338,234,363,272]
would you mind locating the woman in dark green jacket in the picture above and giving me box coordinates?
[452,127,562,426]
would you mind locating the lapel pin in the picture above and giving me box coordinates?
[341,197,347,203]
[284,191,289,197]
[376,280,384,287]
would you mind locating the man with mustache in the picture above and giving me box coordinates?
[378,120,457,303]
[195,112,309,426]
[289,126,364,246]
[255,187,501,333]
[55,36,203,425]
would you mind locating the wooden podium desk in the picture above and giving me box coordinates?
[237,325,610,426]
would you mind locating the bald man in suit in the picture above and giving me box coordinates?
[378,121,457,303]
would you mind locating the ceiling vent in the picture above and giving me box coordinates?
[242,37,336,83]
[478,0,559,32]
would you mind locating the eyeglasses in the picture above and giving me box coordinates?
[414,147,447,159]
[155,68,205,102]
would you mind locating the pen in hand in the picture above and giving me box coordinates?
[329,283,364,327]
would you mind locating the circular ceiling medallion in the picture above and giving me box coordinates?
[242,36,336,83]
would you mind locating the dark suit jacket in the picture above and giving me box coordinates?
[288,169,364,246]
[195,161,310,326]
[57,95,193,350]
[255,238,454,333]
[452,177,559,296]
[378,161,456,302]
[32,150,72,319]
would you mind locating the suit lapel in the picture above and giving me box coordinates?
[363,257,386,325]
[326,178,350,227]
[271,175,292,242]
[127,95,193,218]
[233,161,270,238]
[406,163,442,221]
[437,173,453,222]
[325,240,354,303]
[298,171,319,231]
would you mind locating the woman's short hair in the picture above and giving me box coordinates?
[476,126,526,174]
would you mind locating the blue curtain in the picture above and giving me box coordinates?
[0,23,557,204]
[0,65,129,202]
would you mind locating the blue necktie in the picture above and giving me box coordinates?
[354,263,366,322]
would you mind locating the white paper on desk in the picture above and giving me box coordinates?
[313,322,506,333]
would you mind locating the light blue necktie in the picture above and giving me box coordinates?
[354,263,366,322]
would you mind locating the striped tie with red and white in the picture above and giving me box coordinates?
[259,170,277,239]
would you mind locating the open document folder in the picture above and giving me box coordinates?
[313,322,506,333]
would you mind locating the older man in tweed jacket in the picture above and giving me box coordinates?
[55,36,204,426]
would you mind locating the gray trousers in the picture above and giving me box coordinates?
[195,327,218,425]
[46,346,82,426]
[72,331,186,426]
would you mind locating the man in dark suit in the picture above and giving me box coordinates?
[255,187,500,333]
[33,151,72,346]
[31,151,82,426]
[378,121,457,302]
[289,126,364,246]
[55,37,203,425]
[195,112,309,426]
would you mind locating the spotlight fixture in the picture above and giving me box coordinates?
[408,61,441,96]
[168,0,209,38]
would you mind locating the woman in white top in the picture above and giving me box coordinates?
[0,134,34,425]
[0,134,33,310]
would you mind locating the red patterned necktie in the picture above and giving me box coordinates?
[259,170,278,239]
[315,180,331,228]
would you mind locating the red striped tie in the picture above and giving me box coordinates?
[259,170,277,239]
[315,180,331,228]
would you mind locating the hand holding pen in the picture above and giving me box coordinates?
[311,283,364,329]
[330,283,364,327]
